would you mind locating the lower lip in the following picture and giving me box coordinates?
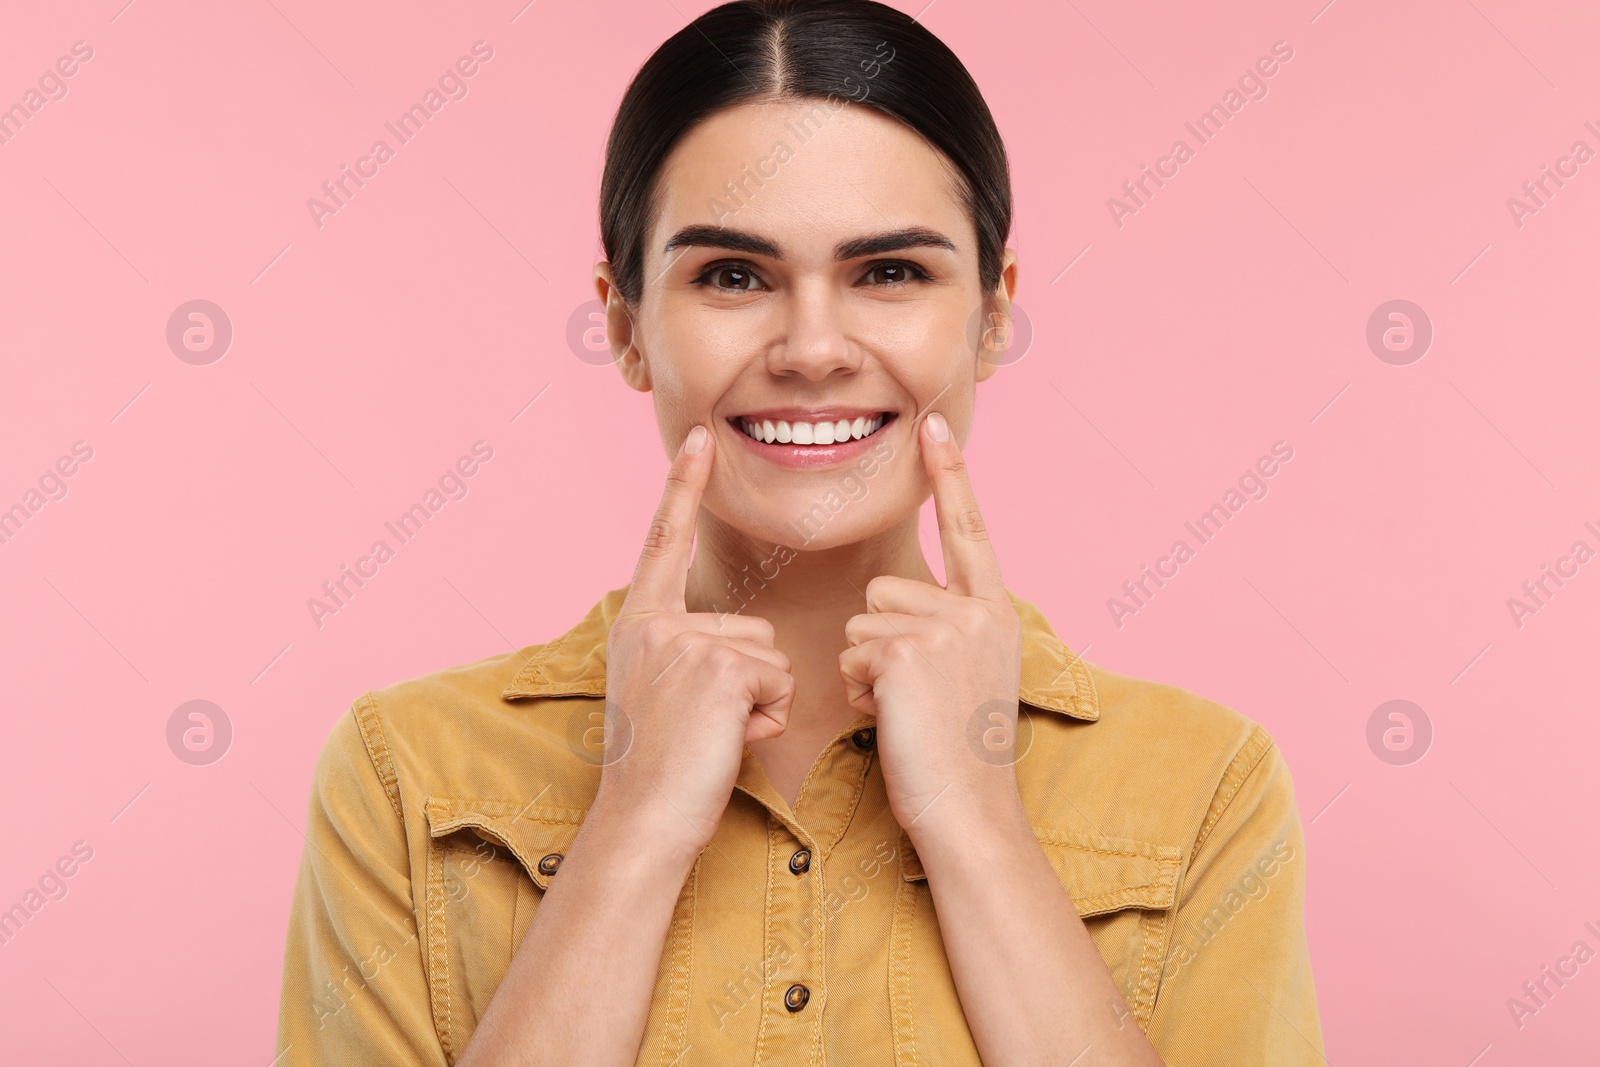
[727,415,896,469]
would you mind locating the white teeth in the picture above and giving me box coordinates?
[739,413,888,445]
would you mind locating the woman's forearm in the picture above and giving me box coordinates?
[456,798,701,1067]
[909,793,1167,1067]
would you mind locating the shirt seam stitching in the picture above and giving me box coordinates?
[351,691,403,821]
[1189,723,1274,866]
[889,838,918,1065]
[753,818,775,1064]
[1148,724,1277,1019]
[659,858,697,1065]
[824,748,875,856]
[424,826,455,1061]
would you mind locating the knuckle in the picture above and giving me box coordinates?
[705,644,745,673]
[745,615,776,645]
[953,504,988,540]
[671,630,705,658]
[884,636,918,664]
[957,601,989,631]
[640,516,680,561]
[664,463,694,491]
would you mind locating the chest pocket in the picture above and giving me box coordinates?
[422,797,587,1063]
[892,825,1181,1060]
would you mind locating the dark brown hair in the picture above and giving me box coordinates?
[598,0,1012,307]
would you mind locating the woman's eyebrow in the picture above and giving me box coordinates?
[664,225,780,258]
[836,227,957,259]
[662,225,957,260]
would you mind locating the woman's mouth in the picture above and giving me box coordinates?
[726,410,898,469]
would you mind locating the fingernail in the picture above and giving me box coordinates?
[926,412,950,442]
[684,425,708,454]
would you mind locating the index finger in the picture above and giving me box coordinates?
[621,423,712,616]
[919,410,1006,602]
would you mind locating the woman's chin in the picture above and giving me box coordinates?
[708,500,901,555]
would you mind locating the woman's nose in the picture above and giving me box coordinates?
[765,285,862,380]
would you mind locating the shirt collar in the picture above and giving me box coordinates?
[501,585,1099,722]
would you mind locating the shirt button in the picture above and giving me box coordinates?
[537,853,563,876]
[852,727,876,751]
[788,848,812,875]
[784,983,810,1012]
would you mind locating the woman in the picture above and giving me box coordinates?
[275,2,1325,1063]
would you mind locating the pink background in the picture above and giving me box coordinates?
[2,0,1596,1062]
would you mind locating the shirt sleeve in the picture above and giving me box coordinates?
[274,699,447,1065]
[1143,728,1326,1066]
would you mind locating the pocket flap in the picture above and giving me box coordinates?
[902,826,1182,918]
[425,796,588,890]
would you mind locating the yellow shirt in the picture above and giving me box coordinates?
[275,584,1325,1065]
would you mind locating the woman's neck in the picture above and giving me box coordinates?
[684,509,937,632]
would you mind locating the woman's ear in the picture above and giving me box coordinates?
[974,248,1020,384]
[593,262,651,392]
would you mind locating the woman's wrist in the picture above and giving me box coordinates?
[901,779,1032,865]
[581,788,709,880]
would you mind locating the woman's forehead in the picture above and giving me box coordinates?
[647,99,971,261]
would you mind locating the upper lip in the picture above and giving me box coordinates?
[729,406,894,422]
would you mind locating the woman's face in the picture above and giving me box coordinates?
[601,98,1016,552]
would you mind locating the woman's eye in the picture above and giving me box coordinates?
[697,264,765,291]
[693,260,927,290]
[862,261,928,286]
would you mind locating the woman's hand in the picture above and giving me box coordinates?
[838,410,1025,838]
[596,423,795,861]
